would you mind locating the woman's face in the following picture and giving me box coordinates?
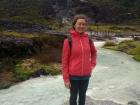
[74,19,87,34]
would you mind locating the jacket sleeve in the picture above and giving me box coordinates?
[62,39,70,83]
[91,41,97,68]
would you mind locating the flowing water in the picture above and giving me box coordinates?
[0,42,140,105]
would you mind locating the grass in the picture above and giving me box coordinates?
[0,31,38,38]
[103,41,117,47]
[0,30,66,39]
[14,58,62,81]
[0,71,15,89]
[117,40,140,55]
[0,57,62,89]
[0,15,61,30]
[133,55,140,61]
[31,34,64,63]
[0,58,20,89]
[87,23,140,35]
[0,31,64,89]
[103,40,140,62]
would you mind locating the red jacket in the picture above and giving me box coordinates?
[62,30,97,83]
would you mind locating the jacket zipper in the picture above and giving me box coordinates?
[80,39,84,75]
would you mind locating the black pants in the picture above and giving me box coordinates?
[70,79,89,105]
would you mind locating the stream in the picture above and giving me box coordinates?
[0,42,139,105]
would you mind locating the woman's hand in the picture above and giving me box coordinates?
[91,63,96,70]
[64,81,71,89]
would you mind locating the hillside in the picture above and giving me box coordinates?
[0,0,140,28]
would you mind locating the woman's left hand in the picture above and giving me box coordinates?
[64,81,71,89]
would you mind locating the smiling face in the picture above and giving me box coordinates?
[74,18,87,34]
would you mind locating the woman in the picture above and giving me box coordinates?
[62,14,97,105]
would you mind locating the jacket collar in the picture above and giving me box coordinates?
[69,29,88,37]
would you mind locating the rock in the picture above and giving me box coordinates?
[0,36,42,58]
[30,69,48,78]
[0,81,12,89]
[127,101,138,105]
[133,36,140,41]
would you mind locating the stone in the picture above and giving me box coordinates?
[127,101,138,105]
[30,69,48,78]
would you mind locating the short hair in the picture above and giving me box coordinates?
[72,14,88,29]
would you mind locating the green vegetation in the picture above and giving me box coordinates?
[0,31,64,89]
[88,0,140,23]
[0,31,37,38]
[0,71,15,89]
[0,58,19,89]
[103,41,117,47]
[103,40,140,62]
[0,0,140,26]
[0,57,62,89]
[0,0,140,89]
[14,58,61,81]
[87,24,140,34]
[0,0,61,30]
[134,54,140,61]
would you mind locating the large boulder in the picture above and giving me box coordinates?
[0,36,42,58]
[30,69,49,78]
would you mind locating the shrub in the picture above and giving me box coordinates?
[14,58,61,81]
[119,40,134,44]
[14,64,33,81]
[103,41,116,47]
[133,55,140,61]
